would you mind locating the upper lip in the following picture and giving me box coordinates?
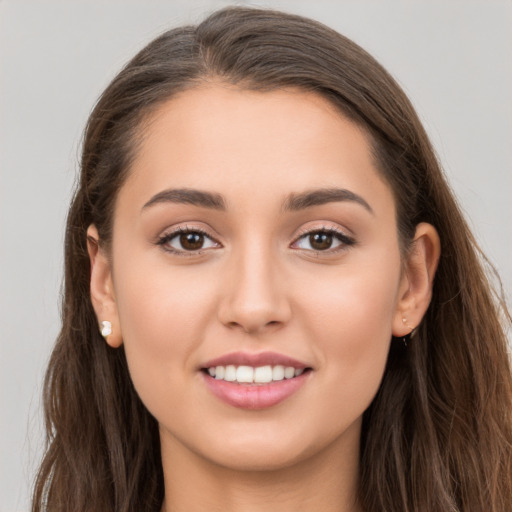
[201,351,311,369]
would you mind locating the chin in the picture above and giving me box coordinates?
[188,421,354,474]
[203,442,312,473]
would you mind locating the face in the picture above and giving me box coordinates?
[92,85,418,472]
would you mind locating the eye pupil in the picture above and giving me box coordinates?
[309,232,333,250]
[180,232,204,250]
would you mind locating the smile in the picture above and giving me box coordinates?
[200,352,312,409]
[206,364,305,384]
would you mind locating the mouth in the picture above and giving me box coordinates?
[202,364,312,384]
[200,352,313,409]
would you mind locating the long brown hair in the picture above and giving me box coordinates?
[32,7,512,511]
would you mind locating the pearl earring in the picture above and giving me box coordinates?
[101,320,112,338]
[400,317,417,348]
[402,317,414,331]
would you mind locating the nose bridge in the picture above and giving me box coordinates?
[218,234,290,333]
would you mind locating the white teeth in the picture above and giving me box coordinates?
[224,365,236,382]
[207,364,307,383]
[284,366,295,379]
[272,365,285,381]
[236,365,254,383]
[215,366,225,380]
[254,365,272,383]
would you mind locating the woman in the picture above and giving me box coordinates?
[32,6,512,512]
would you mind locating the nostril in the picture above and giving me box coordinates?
[223,318,284,335]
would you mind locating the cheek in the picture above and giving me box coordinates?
[303,255,400,336]
[112,255,217,407]
[297,255,401,406]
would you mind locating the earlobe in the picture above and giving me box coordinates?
[87,225,123,348]
[392,222,441,337]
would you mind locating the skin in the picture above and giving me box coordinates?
[88,85,440,512]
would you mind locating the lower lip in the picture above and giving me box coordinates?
[202,371,310,410]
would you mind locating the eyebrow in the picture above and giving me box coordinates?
[283,188,373,214]
[141,186,373,215]
[142,188,226,211]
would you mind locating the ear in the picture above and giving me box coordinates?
[392,222,441,337]
[87,224,123,348]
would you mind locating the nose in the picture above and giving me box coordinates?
[217,244,291,335]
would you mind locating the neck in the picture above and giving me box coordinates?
[159,422,362,512]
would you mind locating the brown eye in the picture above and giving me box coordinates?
[159,229,219,253]
[309,232,333,250]
[292,228,355,253]
[180,232,204,250]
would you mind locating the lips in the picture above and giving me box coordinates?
[202,351,309,369]
[200,351,312,409]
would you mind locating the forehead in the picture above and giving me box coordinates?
[120,84,394,217]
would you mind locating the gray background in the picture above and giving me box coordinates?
[1,1,511,510]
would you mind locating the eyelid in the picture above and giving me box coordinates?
[154,222,355,256]
[290,224,356,253]
[156,224,222,255]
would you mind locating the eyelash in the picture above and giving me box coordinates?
[292,226,356,254]
[157,226,218,257]
[156,225,355,256]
